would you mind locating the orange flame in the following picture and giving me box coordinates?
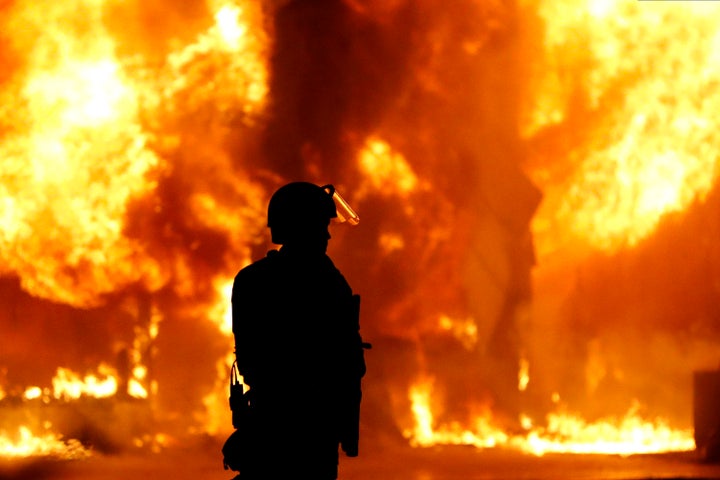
[358,137,422,198]
[0,426,91,459]
[52,364,118,400]
[0,0,268,308]
[0,0,713,459]
[405,377,509,449]
[404,377,695,455]
[526,0,720,254]
[0,0,162,307]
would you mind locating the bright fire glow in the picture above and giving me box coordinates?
[208,278,235,335]
[358,137,420,197]
[405,378,508,449]
[0,426,91,459]
[518,355,530,392]
[0,0,268,308]
[526,0,720,253]
[0,0,712,461]
[166,0,268,111]
[519,408,695,456]
[405,378,695,456]
[52,364,118,400]
[438,315,478,350]
[23,386,43,400]
[0,0,162,307]
[18,364,126,401]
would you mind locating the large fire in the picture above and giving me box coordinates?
[527,0,720,254]
[0,0,718,465]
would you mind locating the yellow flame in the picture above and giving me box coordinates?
[128,379,148,399]
[526,0,720,253]
[0,0,162,307]
[0,0,269,449]
[358,138,420,197]
[404,378,694,455]
[207,278,235,336]
[23,386,43,400]
[438,315,478,350]
[25,59,130,128]
[0,426,91,459]
[0,0,269,307]
[215,4,247,49]
[23,365,124,402]
[518,408,695,456]
[405,377,509,449]
[125,305,161,399]
[200,352,237,435]
[52,364,118,400]
[518,355,530,392]
[166,0,268,111]
[405,379,436,446]
[127,365,148,399]
[17,364,124,402]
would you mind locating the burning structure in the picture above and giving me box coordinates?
[0,0,718,463]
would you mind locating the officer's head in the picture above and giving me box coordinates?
[267,182,337,250]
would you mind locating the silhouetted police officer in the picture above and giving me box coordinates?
[230,182,365,480]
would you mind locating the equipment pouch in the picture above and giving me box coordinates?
[229,360,250,429]
[224,360,254,473]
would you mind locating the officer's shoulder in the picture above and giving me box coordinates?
[322,256,353,291]
[235,250,281,280]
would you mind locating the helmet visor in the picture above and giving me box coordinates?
[322,185,359,225]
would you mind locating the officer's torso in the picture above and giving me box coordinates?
[233,249,353,396]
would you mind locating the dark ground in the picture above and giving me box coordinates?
[2,433,720,480]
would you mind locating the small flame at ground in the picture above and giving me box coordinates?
[519,409,695,456]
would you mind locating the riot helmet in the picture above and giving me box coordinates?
[267,182,337,245]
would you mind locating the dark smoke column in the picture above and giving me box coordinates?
[261,0,403,181]
[259,0,542,432]
[263,0,348,179]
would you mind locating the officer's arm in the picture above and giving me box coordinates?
[231,274,257,387]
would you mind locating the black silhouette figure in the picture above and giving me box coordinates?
[224,182,367,480]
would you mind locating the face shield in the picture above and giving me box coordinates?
[322,185,360,226]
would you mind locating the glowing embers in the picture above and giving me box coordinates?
[403,376,695,456]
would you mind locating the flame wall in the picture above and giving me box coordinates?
[1,0,719,449]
